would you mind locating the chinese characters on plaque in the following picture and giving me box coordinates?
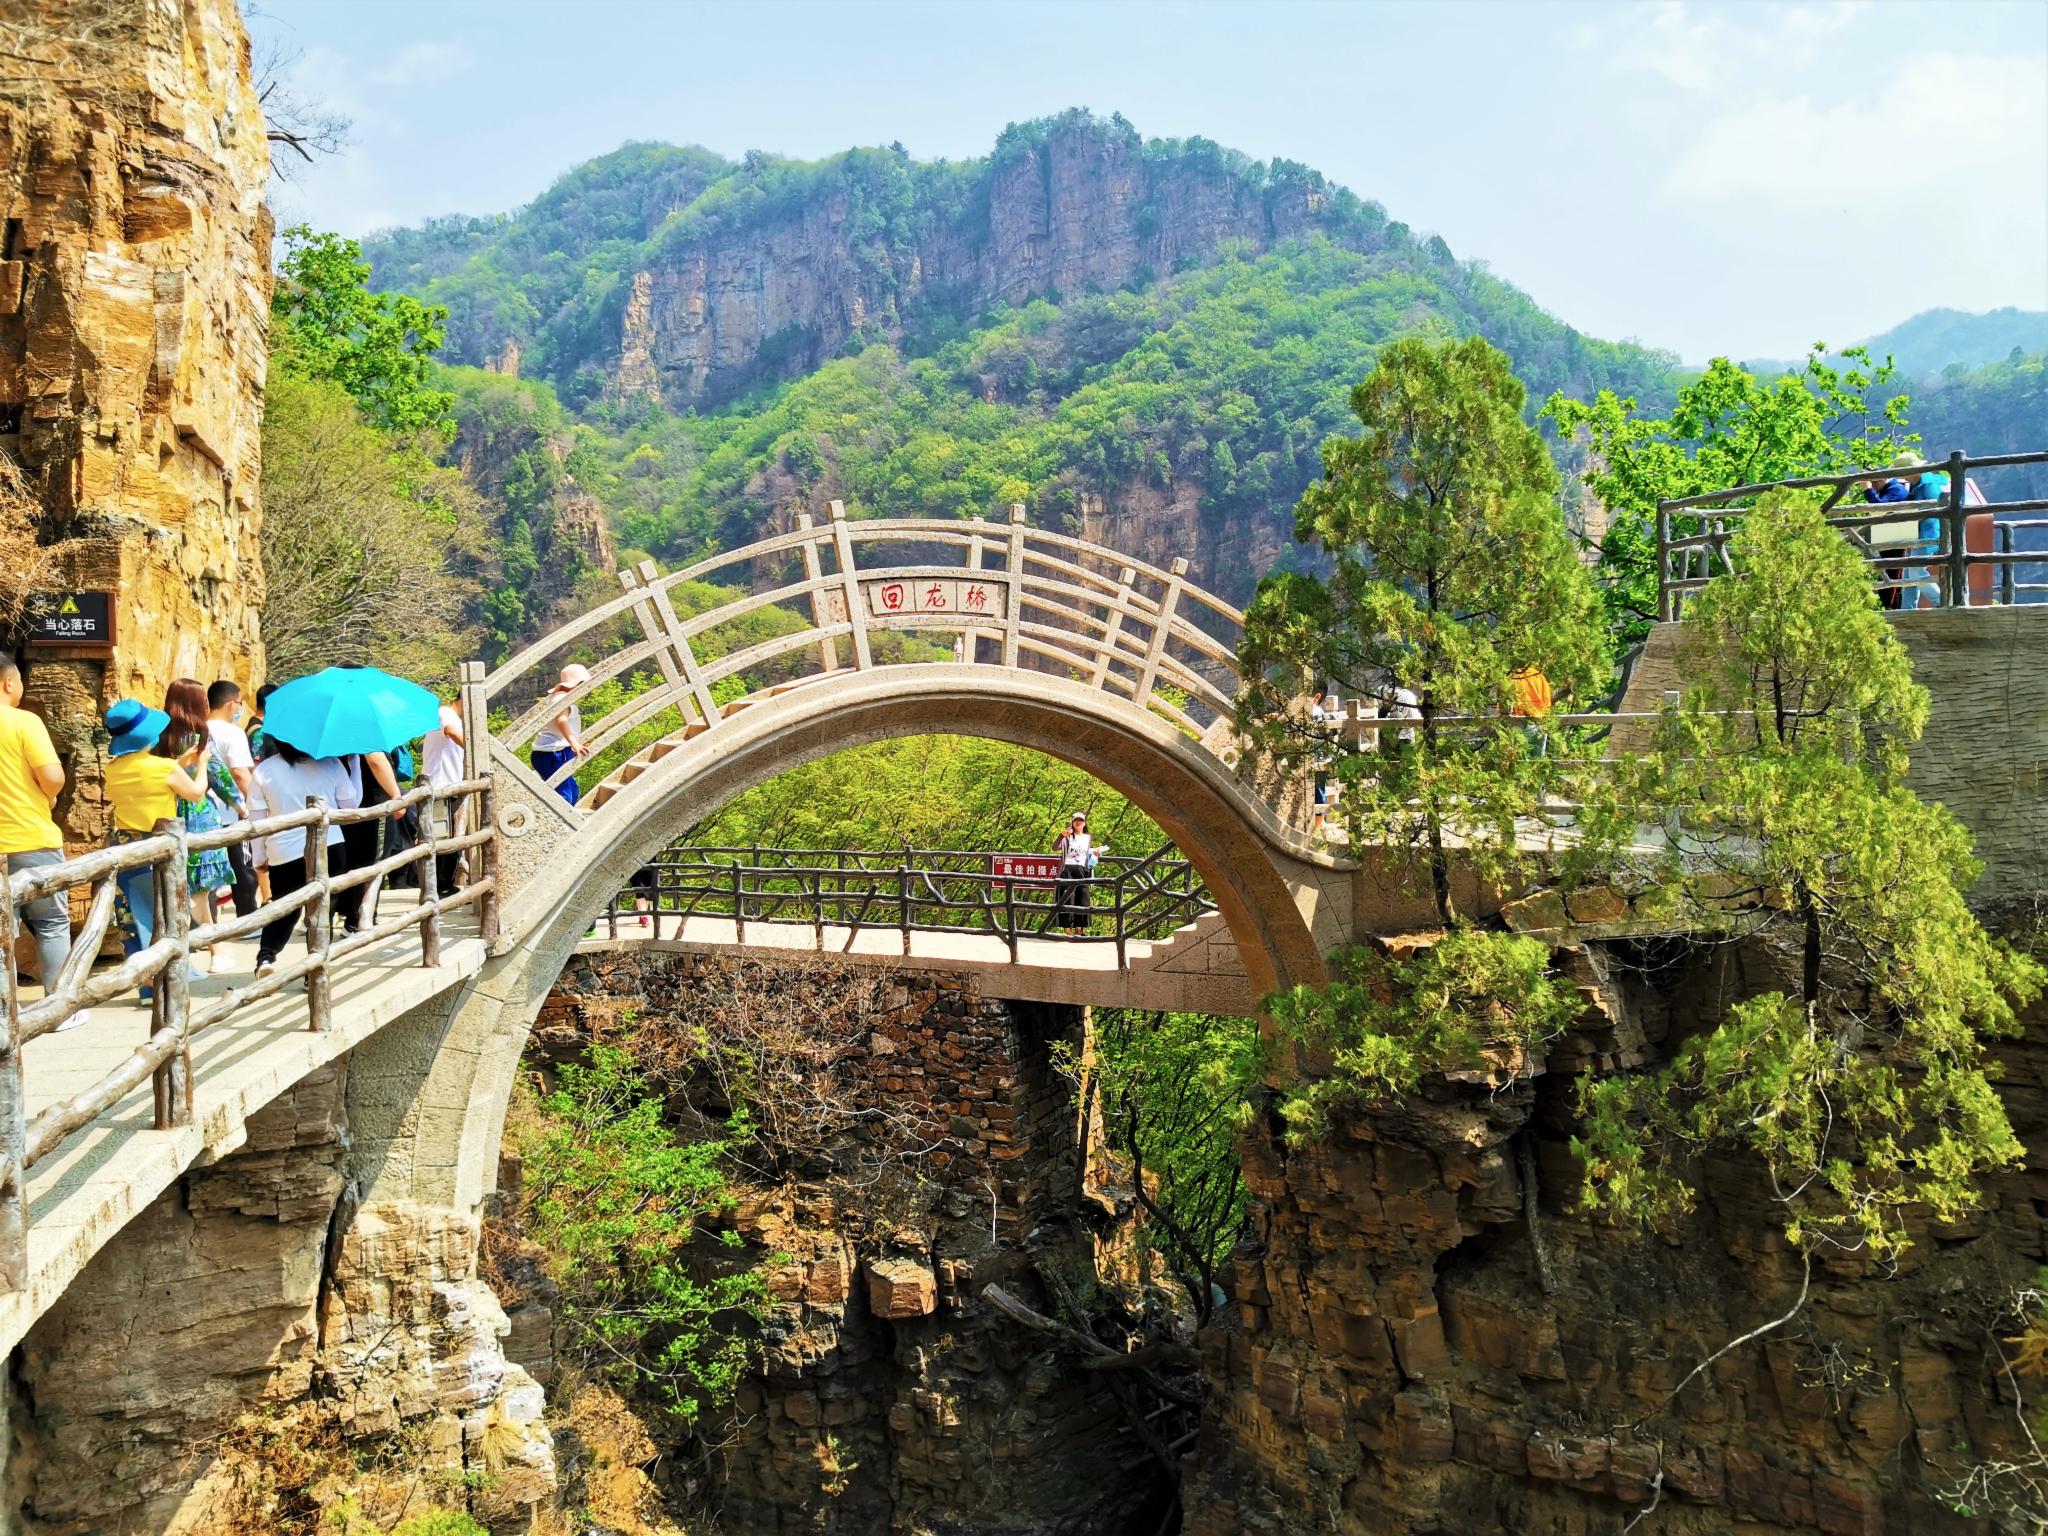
[861,578,1006,620]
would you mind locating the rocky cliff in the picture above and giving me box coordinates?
[506,947,1184,1535]
[1185,934,2048,1535]
[0,0,273,848]
[370,114,1394,414]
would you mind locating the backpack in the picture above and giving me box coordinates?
[393,743,415,781]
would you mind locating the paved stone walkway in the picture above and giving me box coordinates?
[578,912,1257,1014]
[2,897,488,1355]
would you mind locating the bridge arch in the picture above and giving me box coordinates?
[358,512,1356,1219]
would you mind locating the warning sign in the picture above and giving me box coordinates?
[26,591,116,648]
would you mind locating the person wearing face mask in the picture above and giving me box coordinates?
[206,680,262,918]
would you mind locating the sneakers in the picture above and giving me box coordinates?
[52,1010,88,1034]
[255,957,276,980]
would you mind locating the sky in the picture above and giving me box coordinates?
[250,0,2048,364]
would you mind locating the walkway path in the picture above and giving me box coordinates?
[0,898,487,1356]
[578,908,1256,1014]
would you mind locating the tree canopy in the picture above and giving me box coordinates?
[272,225,456,436]
[1237,334,1610,923]
[1574,494,2043,1257]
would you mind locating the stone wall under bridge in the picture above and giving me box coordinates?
[504,946,1173,1536]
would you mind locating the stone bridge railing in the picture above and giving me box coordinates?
[476,503,1248,805]
[0,777,497,1292]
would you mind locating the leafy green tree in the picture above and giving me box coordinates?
[1573,493,2043,1257]
[272,225,455,436]
[258,362,481,679]
[1237,334,1609,924]
[1270,929,1578,1136]
[515,1044,765,1420]
[1079,1008,1262,1323]
[1544,347,1916,645]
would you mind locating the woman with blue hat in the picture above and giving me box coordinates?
[104,698,211,1000]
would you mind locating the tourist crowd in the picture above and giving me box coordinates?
[2,652,472,1019]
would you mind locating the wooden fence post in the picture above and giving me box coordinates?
[306,800,332,1032]
[828,501,874,671]
[731,861,746,946]
[418,795,442,970]
[1945,449,1968,608]
[899,863,911,956]
[798,510,840,673]
[0,866,28,1291]
[618,562,695,715]
[1135,557,1189,704]
[1655,502,1673,622]
[1002,503,1026,668]
[636,558,722,727]
[152,827,193,1129]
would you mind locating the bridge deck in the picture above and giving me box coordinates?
[578,914,1257,1014]
[0,897,487,1357]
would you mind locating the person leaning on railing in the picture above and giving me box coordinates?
[0,650,71,1003]
[102,698,210,1004]
[1892,452,1950,610]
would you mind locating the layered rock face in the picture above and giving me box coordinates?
[519,948,1168,1535]
[618,123,1338,413]
[1185,938,2048,1534]
[0,0,272,846]
[4,1062,553,1535]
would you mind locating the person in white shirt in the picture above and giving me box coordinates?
[1052,811,1102,933]
[246,742,351,977]
[421,701,466,896]
[206,680,261,915]
[531,663,590,806]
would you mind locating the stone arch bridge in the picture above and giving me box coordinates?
[0,509,1377,1366]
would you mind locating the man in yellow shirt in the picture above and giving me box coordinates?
[1,651,72,992]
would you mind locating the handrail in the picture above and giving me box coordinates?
[1654,449,2048,620]
[480,504,1253,821]
[0,775,499,1292]
[591,844,1217,956]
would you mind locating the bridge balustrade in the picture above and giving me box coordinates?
[1656,450,2048,620]
[475,502,1248,803]
[0,778,497,1291]
[594,843,1216,968]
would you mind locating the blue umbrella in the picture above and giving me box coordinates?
[263,666,443,757]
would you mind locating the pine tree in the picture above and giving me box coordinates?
[1575,492,2043,1256]
[1236,334,1609,924]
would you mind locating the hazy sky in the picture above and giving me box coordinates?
[251,0,2048,363]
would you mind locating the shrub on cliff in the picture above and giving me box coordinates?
[1573,493,2044,1258]
[514,1044,766,1422]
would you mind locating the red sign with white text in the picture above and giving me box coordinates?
[989,854,1064,882]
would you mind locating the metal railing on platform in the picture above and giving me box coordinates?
[0,778,498,1292]
[1656,450,2048,620]
[592,843,1216,968]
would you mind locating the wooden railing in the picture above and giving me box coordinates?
[478,504,1246,799]
[591,843,1216,968]
[1656,450,2048,620]
[0,778,499,1292]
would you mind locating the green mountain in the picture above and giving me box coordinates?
[1859,307,2048,376]
[365,113,1682,637]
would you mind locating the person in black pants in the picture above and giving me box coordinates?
[333,750,401,933]
[249,742,352,976]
